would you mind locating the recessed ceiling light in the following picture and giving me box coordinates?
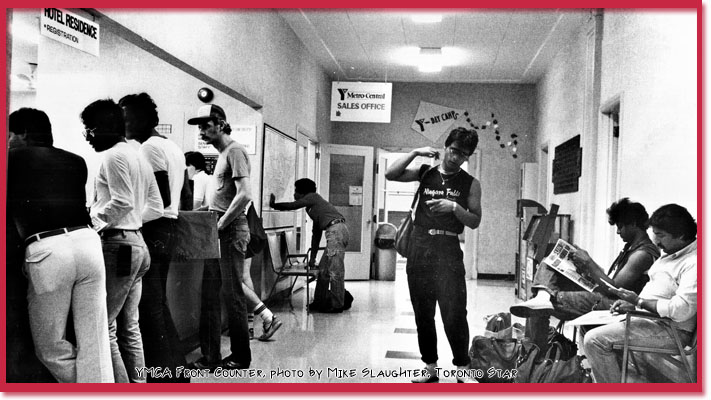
[411,13,443,23]
[418,47,442,73]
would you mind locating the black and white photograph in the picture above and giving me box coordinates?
[3,4,702,393]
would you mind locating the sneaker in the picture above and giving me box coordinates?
[222,355,249,370]
[188,356,220,372]
[509,295,554,318]
[412,363,439,383]
[258,316,283,341]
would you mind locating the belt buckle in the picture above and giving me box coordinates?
[427,229,437,236]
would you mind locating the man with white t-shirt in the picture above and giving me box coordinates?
[120,92,190,382]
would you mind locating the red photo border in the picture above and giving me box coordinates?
[0,0,703,394]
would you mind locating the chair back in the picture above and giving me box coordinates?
[266,231,288,274]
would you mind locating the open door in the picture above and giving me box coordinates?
[319,144,374,280]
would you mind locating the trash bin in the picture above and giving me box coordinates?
[374,223,397,281]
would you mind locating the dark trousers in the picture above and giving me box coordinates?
[527,263,614,352]
[406,228,470,367]
[138,217,189,382]
[199,216,251,366]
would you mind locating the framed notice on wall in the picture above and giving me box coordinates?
[260,124,297,229]
[552,135,582,194]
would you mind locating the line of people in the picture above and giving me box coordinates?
[6,96,285,382]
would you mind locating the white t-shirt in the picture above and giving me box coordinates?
[192,170,215,210]
[140,136,186,219]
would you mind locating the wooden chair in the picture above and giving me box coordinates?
[612,310,697,383]
[265,231,321,311]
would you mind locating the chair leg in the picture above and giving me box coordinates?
[621,315,632,383]
[667,325,695,383]
[287,277,298,310]
[305,275,310,313]
[266,274,280,305]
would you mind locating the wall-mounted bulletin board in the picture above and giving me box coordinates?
[260,124,297,229]
[552,135,582,194]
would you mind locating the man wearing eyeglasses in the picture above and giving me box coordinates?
[81,99,163,383]
[385,127,482,383]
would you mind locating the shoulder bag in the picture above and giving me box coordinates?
[394,166,431,258]
[245,203,267,258]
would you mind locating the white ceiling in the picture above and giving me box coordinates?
[279,9,590,84]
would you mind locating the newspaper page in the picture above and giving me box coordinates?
[542,239,599,292]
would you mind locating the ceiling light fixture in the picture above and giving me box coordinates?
[411,13,443,23]
[418,47,442,73]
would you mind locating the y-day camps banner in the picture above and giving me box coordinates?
[411,101,465,142]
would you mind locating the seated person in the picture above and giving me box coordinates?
[511,198,659,352]
[583,204,697,383]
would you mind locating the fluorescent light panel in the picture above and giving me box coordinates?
[418,47,442,73]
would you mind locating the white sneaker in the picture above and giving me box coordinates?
[411,363,439,383]
[510,294,554,318]
[456,366,479,383]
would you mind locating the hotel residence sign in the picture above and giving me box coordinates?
[41,8,100,57]
[331,82,392,123]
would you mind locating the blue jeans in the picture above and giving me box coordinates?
[314,222,349,308]
[583,318,693,382]
[527,263,614,352]
[24,227,113,382]
[199,215,251,366]
[102,230,151,383]
[406,227,470,367]
[139,217,188,382]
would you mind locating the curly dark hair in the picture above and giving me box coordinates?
[80,98,125,137]
[606,198,649,228]
[444,127,478,155]
[118,92,159,128]
[294,178,317,194]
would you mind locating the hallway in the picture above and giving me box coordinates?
[186,264,517,383]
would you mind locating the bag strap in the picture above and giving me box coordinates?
[410,165,433,221]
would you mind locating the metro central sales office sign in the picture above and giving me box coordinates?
[330,82,392,123]
[40,8,100,57]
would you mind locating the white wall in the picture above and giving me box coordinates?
[535,10,697,265]
[103,10,333,144]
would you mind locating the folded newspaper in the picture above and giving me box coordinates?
[542,239,599,292]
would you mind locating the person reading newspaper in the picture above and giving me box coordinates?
[510,198,659,353]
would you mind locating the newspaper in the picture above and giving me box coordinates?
[542,239,599,292]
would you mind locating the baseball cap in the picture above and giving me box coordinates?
[187,104,226,125]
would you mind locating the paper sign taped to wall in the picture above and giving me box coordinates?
[411,101,465,142]
[349,186,363,206]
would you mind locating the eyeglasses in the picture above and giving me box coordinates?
[82,127,97,139]
[447,146,471,159]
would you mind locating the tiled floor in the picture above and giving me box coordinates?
[186,262,521,383]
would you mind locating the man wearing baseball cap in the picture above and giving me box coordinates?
[187,104,252,370]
